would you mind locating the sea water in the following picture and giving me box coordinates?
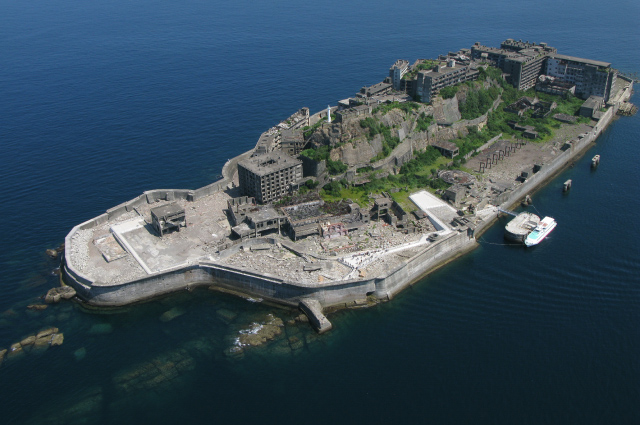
[0,0,639,423]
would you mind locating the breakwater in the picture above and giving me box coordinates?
[62,82,633,329]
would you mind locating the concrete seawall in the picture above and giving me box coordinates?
[62,82,633,327]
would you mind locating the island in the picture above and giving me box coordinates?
[60,39,635,333]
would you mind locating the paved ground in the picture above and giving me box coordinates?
[467,121,594,189]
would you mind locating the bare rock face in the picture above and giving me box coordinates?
[45,286,76,304]
[50,333,64,347]
[234,313,285,349]
[36,327,59,339]
[432,96,461,125]
[338,142,377,166]
[380,109,408,128]
[20,335,36,347]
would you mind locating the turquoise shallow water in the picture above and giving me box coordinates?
[0,0,639,424]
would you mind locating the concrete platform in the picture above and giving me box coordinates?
[111,218,209,274]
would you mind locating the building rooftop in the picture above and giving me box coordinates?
[582,95,605,109]
[420,63,468,79]
[238,152,302,176]
[433,141,458,151]
[550,54,611,68]
[150,203,185,218]
[247,205,285,223]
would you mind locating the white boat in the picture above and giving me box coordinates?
[524,216,557,247]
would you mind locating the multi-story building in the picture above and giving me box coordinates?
[238,152,303,204]
[471,40,557,91]
[389,59,409,91]
[280,128,306,156]
[415,60,479,103]
[545,54,617,101]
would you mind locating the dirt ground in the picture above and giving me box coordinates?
[466,122,594,186]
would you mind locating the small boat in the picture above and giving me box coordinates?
[524,216,557,247]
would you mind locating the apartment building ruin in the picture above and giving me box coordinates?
[238,152,303,204]
[415,60,479,103]
[471,39,617,100]
[545,54,616,101]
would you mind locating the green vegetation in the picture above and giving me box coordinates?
[319,145,455,207]
[307,66,592,206]
[326,158,347,175]
[399,146,441,175]
[439,85,460,99]
[449,126,495,158]
[301,145,331,162]
[459,85,501,120]
[477,66,503,82]
[402,60,439,80]
[303,119,324,139]
[486,91,589,143]
[415,112,433,132]
[297,179,320,195]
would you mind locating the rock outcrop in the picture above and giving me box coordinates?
[45,286,76,304]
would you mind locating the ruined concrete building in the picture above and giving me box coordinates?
[150,203,186,237]
[471,39,557,91]
[416,60,479,103]
[282,200,370,241]
[389,59,409,90]
[545,54,616,101]
[238,152,303,204]
[371,194,408,227]
[471,39,616,100]
[280,128,306,156]
[227,196,286,239]
[253,107,310,155]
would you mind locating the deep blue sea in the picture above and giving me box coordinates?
[1,0,639,424]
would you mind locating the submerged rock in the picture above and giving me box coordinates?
[46,249,58,259]
[113,349,195,394]
[288,336,304,351]
[0,348,6,366]
[269,340,293,357]
[74,347,87,361]
[7,343,24,360]
[1,308,17,318]
[216,309,237,324]
[27,304,48,311]
[224,345,244,358]
[32,335,51,352]
[26,386,102,425]
[89,323,113,335]
[159,307,186,322]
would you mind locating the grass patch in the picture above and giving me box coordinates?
[389,190,417,212]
